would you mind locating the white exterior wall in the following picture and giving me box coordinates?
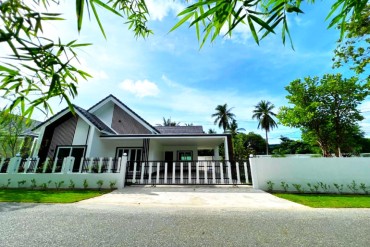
[88,136,143,158]
[72,117,90,145]
[250,157,370,193]
[92,101,114,127]
[161,146,198,160]
[148,140,162,160]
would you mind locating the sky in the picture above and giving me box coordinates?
[3,0,369,144]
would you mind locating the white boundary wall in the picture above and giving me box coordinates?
[0,156,127,189]
[250,157,370,192]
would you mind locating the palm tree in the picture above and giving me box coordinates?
[227,119,246,137]
[157,117,180,126]
[211,104,235,132]
[252,100,278,155]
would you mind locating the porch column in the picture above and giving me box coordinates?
[223,137,229,161]
[213,146,220,160]
[32,126,45,157]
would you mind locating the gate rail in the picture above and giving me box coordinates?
[125,160,252,185]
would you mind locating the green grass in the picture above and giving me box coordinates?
[0,189,111,203]
[274,193,370,208]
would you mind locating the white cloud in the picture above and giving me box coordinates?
[146,0,185,21]
[119,79,160,98]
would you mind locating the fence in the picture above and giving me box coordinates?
[125,160,252,185]
[0,156,127,189]
[250,157,370,193]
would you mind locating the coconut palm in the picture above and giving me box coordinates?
[252,100,278,155]
[227,119,246,137]
[211,104,235,132]
[157,117,180,126]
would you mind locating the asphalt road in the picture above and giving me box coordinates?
[1,202,370,247]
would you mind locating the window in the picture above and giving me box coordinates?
[54,146,85,172]
[116,148,142,171]
[178,151,193,161]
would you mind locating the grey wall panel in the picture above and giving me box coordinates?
[47,116,78,158]
[111,104,151,134]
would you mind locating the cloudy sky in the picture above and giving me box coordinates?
[15,1,370,143]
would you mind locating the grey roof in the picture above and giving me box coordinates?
[73,105,115,134]
[156,126,205,135]
[33,105,115,134]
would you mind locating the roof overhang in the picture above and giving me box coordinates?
[100,134,229,149]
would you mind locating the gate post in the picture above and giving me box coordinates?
[118,155,128,188]
[7,156,22,174]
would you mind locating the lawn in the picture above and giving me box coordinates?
[274,193,370,208]
[0,189,111,203]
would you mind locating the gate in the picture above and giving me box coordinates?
[124,160,252,185]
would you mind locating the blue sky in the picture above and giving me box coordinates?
[20,1,370,143]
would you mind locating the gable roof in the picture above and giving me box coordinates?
[87,94,159,134]
[73,105,115,134]
[156,126,205,135]
[33,105,115,134]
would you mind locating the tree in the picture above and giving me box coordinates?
[278,74,370,157]
[333,4,369,77]
[1,1,368,117]
[211,104,235,132]
[227,119,245,137]
[252,100,278,155]
[159,117,180,126]
[273,136,316,155]
[208,129,217,134]
[0,109,30,157]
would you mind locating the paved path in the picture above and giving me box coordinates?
[78,185,307,209]
[1,186,370,247]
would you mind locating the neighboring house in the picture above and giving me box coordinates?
[32,95,233,171]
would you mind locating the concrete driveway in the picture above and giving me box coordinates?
[77,185,307,209]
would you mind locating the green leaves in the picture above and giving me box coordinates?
[171,0,304,47]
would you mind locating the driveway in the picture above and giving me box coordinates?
[77,185,307,209]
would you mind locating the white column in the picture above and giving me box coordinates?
[196,162,200,184]
[148,162,152,184]
[224,137,229,161]
[78,158,84,173]
[243,162,248,184]
[29,137,38,157]
[236,162,241,184]
[140,162,145,184]
[7,156,22,174]
[23,157,32,173]
[164,162,168,184]
[42,158,50,173]
[98,157,103,173]
[156,162,160,184]
[188,163,192,184]
[32,126,45,157]
[172,162,176,184]
[107,157,113,173]
[132,161,137,183]
[227,161,232,184]
[204,162,208,184]
[220,162,224,184]
[212,162,216,184]
[52,158,58,173]
[213,146,220,160]
[118,155,128,188]
[180,162,184,184]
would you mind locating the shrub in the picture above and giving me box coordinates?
[266,181,274,192]
[281,181,289,192]
[83,179,88,189]
[18,180,27,188]
[96,180,104,190]
[109,180,117,190]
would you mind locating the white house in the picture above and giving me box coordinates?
[32,95,233,172]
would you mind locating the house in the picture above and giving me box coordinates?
[32,95,233,172]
